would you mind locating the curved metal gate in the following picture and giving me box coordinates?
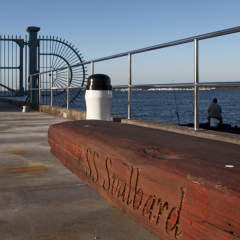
[38,36,87,107]
[0,27,87,107]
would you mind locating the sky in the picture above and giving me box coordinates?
[1,0,240,85]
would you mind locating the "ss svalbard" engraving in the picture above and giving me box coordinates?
[78,148,186,239]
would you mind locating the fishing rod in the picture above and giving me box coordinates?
[172,80,180,125]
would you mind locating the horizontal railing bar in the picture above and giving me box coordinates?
[129,83,195,89]
[30,26,240,77]
[0,39,23,41]
[0,67,20,69]
[129,81,240,89]
[37,87,86,91]
[196,82,240,87]
[68,87,86,90]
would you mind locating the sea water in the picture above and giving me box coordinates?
[73,89,240,126]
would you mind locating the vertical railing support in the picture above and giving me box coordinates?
[26,26,40,103]
[67,67,70,109]
[39,74,41,104]
[25,35,28,95]
[51,70,53,106]
[18,39,24,96]
[128,53,132,120]
[194,39,199,130]
[30,76,32,103]
[91,61,94,75]
[29,76,32,103]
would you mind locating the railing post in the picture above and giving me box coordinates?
[30,75,32,103]
[39,73,41,104]
[51,70,53,106]
[67,67,70,109]
[91,61,94,75]
[128,53,132,119]
[194,39,199,130]
[25,35,28,95]
[19,39,24,96]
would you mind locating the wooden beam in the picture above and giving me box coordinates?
[48,120,240,240]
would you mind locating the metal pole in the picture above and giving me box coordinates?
[19,39,24,96]
[25,35,28,95]
[91,61,94,75]
[30,76,32,103]
[10,38,12,94]
[67,67,70,109]
[51,70,53,106]
[194,39,199,130]
[0,38,1,94]
[8,36,9,95]
[3,36,4,96]
[128,53,132,119]
[39,73,41,104]
[26,26,40,103]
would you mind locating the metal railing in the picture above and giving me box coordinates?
[29,26,240,130]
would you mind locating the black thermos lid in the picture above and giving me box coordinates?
[86,74,112,90]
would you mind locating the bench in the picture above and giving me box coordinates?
[48,120,240,239]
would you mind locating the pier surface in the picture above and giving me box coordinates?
[0,101,159,240]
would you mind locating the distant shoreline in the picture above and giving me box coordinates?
[113,87,240,91]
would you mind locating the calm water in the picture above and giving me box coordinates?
[72,89,240,126]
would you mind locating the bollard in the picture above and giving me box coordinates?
[85,74,112,121]
[22,106,29,112]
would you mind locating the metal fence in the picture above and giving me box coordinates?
[29,26,240,130]
[37,36,87,107]
[0,35,25,97]
[0,27,87,106]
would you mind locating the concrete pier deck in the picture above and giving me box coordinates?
[0,101,159,240]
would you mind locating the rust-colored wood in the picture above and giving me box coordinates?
[48,120,240,240]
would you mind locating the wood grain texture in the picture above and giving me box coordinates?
[48,120,240,240]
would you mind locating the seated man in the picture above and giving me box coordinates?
[208,98,222,125]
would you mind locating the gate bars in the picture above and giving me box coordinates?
[0,26,87,104]
[0,36,24,97]
[37,35,87,107]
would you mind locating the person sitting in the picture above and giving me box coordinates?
[208,98,222,125]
